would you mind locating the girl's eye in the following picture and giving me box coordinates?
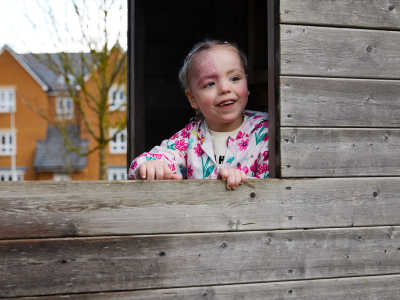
[203,82,215,88]
[231,76,241,82]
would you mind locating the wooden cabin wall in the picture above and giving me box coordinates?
[279,0,400,177]
[1,179,400,299]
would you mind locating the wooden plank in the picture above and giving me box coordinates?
[281,0,400,30]
[6,274,400,299]
[1,227,400,297]
[281,128,400,177]
[281,25,400,78]
[2,179,400,239]
[280,76,400,127]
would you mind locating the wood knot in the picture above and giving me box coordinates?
[250,192,256,198]
[220,242,228,249]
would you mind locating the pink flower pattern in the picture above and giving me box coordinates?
[238,138,249,151]
[128,110,269,179]
[175,139,188,151]
[194,143,204,157]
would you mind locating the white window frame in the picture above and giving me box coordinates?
[0,130,16,156]
[107,167,127,181]
[56,97,74,120]
[0,168,25,181]
[0,86,16,113]
[109,128,127,154]
[108,84,126,111]
[53,173,71,182]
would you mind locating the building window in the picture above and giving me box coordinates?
[56,97,74,120]
[0,131,16,156]
[0,168,25,181]
[108,85,126,111]
[53,173,71,181]
[109,129,127,154]
[107,167,127,181]
[0,87,16,113]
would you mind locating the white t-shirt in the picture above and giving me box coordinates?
[209,117,246,167]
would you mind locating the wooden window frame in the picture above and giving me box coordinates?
[127,0,280,178]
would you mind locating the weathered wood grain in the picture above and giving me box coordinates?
[5,274,400,299]
[281,25,400,78]
[2,179,400,239]
[280,0,400,30]
[1,227,400,297]
[281,128,400,177]
[6,275,400,300]
[281,76,400,127]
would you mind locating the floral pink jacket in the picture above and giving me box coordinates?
[128,110,269,179]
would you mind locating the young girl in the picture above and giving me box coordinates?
[128,40,269,189]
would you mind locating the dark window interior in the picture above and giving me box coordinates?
[134,0,267,152]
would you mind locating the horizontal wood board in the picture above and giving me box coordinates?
[281,25,400,78]
[280,76,400,127]
[1,227,400,297]
[281,128,400,177]
[3,274,400,299]
[280,0,400,29]
[2,179,400,238]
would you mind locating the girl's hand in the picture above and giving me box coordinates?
[219,167,247,190]
[139,160,182,180]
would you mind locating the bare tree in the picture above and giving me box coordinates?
[26,0,127,179]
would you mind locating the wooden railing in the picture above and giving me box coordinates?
[1,179,400,299]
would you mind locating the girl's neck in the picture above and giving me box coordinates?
[207,114,245,133]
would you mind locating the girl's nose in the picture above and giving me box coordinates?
[218,79,231,94]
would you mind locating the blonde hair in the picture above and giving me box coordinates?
[178,40,248,91]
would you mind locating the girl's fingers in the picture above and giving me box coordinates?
[155,166,164,180]
[139,165,147,179]
[147,165,155,180]
[225,169,246,190]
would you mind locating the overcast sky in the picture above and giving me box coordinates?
[0,0,127,53]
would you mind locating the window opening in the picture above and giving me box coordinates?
[129,0,278,176]
[56,97,74,120]
[0,87,16,113]
[109,129,127,154]
[53,173,71,181]
[0,131,16,156]
[109,84,126,111]
[107,166,127,181]
[0,169,25,181]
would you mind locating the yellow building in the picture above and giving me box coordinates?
[0,45,126,181]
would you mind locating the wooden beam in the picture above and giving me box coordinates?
[281,128,400,177]
[267,0,281,178]
[281,76,400,127]
[281,25,400,78]
[4,274,400,299]
[2,227,400,297]
[281,0,400,30]
[1,179,400,239]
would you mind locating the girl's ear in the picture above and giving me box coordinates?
[185,89,199,109]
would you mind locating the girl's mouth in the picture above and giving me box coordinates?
[217,100,235,107]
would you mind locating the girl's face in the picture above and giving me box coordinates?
[185,45,248,132]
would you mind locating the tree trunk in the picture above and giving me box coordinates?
[98,146,107,180]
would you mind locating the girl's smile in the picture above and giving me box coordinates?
[185,45,248,132]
